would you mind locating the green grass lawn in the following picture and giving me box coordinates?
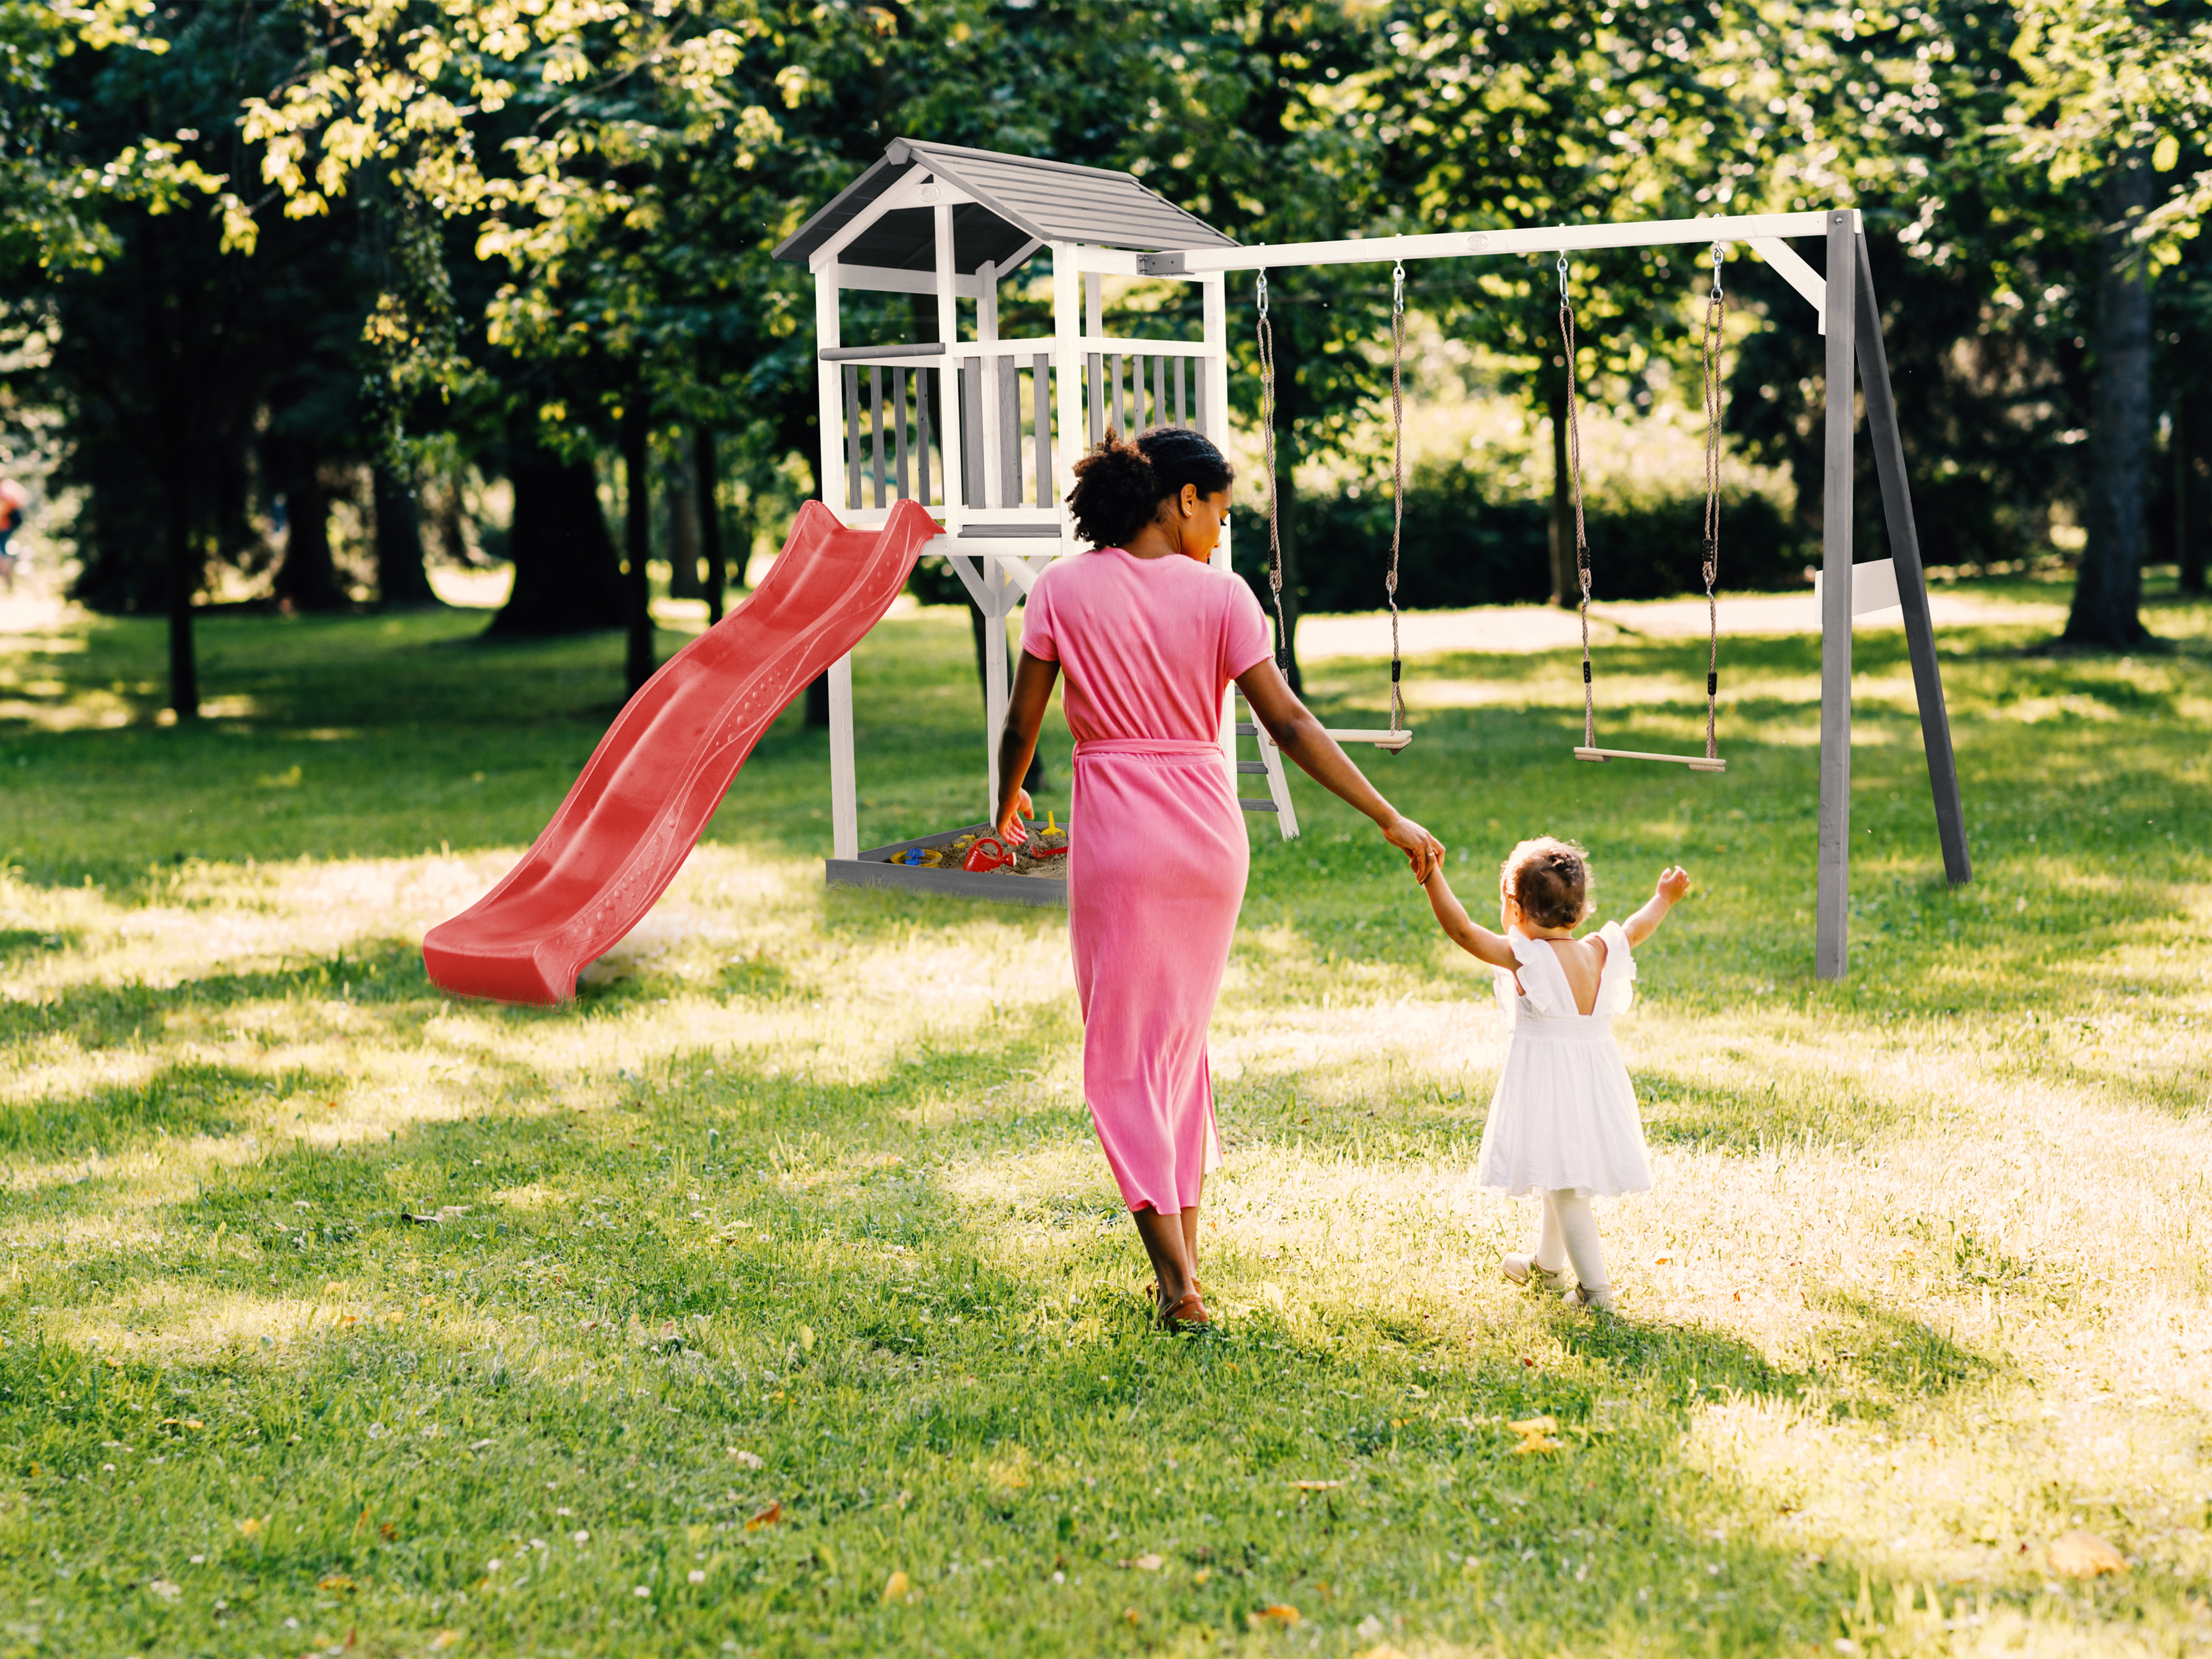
[0,575,2208,1658]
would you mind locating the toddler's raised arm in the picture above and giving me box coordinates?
[1621,865,1692,947]
[1422,867,1519,968]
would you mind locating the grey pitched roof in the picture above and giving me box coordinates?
[773,138,1234,274]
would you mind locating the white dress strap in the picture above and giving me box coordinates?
[1594,920,1638,1016]
[1495,927,1577,1018]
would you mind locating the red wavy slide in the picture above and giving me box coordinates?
[424,498,940,1005]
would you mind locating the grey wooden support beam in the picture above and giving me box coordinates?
[842,364,863,510]
[1817,209,1858,980]
[1853,233,1971,889]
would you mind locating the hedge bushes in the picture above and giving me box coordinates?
[1272,461,1808,613]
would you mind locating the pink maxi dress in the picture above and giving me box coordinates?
[1020,548,1273,1214]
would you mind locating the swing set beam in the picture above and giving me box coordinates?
[1162,204,1970,983]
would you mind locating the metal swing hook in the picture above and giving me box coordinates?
[1710,240,1724,298]
[1391,260,1405,316]
[1556,251,1569,290]
[1256,270,1269,321]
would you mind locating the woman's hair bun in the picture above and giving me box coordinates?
[1066,426,1234,549]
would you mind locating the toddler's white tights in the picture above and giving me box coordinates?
[1533,1189,1610,1295]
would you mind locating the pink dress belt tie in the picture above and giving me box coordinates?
[1073,739,1221,758]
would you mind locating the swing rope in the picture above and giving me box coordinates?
[1699,241,1725,764]
[1561,246,1728,773]
[1559,254,1595,752]
[1257,270,1291,676]
[1387,260,1406,734]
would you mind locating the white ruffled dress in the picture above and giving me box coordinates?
[1474,923,1654,1198]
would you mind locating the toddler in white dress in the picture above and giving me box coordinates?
[1421,837,1691,1311]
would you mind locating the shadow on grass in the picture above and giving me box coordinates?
[0,1059,352,1162]
[0,937,439,1054]
[1637,1067,1902,1155]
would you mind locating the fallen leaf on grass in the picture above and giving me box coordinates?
[881,1570,910,1603]
[1288,1480,1343,1491]
[746,1502,782,1531]
[726,1448,764,1469]
[236,1516,267,1540]
[319,1575,356,1593]
[427,1632,462,1651]
[2049,1531,2126,1577]
[1117,1553,1164,1571]
[147,1579,181,1600]
[1248,1604,1301,1627]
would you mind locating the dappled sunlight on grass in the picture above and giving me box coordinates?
[0,578,2207,1654]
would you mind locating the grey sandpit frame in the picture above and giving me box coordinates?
[825,822,1070,910]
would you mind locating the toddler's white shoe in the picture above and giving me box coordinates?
[1562,1282,1616,1313]
[1501,1253,1569,1288]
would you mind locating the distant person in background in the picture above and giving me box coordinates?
[0,479,27,593]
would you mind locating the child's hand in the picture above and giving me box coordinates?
[1655,865,1691,905]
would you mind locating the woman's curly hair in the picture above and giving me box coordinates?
[1500,836,1594,931]
[1065,426,1234,549]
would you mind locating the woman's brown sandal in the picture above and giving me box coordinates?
[1159,1290,1212,1331]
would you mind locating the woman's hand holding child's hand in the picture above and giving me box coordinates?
[1382,815,1445,883]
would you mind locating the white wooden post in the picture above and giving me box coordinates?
[934,201,963,525]
[1202,272,1239,797]
[1052,243,1083,530]
[984,569,1010,820]
[815,270,843,512]
[829,655,858,860]
[816,270,861,861]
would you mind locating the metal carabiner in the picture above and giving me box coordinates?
[1256,270,1269,320]
[1710,240,1724,298]
[1391,260,1406,316]
[1556,251,1569,290]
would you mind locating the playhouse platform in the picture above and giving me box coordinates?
[825,822,1070,909]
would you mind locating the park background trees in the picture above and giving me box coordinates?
[3,0,2209,717]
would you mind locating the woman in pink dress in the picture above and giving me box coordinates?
[994,428,1443,1330]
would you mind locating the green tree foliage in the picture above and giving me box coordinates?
[7,0,2210,674]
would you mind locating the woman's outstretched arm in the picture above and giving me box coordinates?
[994,648,1061,843]
[1234,656,1443,881]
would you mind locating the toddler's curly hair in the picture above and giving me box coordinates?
[1500,837,1593,931]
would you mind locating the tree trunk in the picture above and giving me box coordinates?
[372,465,439,607]
[487,425,624,637]
[2065,159,2155,648]
[666,441,702,598]
[165,479,198,719]
[623,391,655,697]
[696,425,726,624]
[1270,322,1305,693]
[2181,388,2208,597]
[273,466,346,612]
[1547,380,1573,608]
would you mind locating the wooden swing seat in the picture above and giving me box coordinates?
[1573,745,1725,773]
[1323,727,1414,752]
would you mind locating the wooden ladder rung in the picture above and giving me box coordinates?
[1574,746,1725,773]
